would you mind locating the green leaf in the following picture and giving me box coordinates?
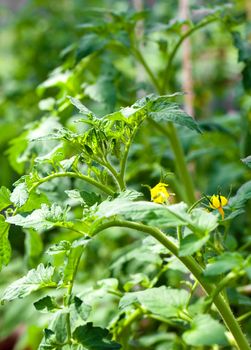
[232,31,251,63]
[1,264,56,303]
[72,296,92,321]
[46,241,72,255]
[39,311,69,349]
[10,182,29,207]
[228,180,251,210]
[68,96,94,117]
[242,155,251,168]
[77,33,108,61]
[95,199,189,228]
[189,208,218,235]
[20,191,50,212]
[39,328,57,350]
[6,204,68,232]
[0,186,12,211]
[73,323,121,349]
[149,100,201,133]
[0,215,11,271]
[182,314,228,346]
[61,245,82,285]
[65,189,85,205]
[204,252,243,276]
[6,131,28,174]
[34,296,59,313]
[179,234,209,257]
[119,287,189,319]
[81,191,102,206]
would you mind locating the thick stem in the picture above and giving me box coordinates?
[155,121,196,204]
[101,159,125,191]
[93,220,251,350]
[168,122,196,204]
[131,46,196,204]
[29,171,114,196]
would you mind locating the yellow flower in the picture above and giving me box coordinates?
[150,183,170,204]
[209,194,228,219]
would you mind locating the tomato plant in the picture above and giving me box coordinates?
[1,1,251,350]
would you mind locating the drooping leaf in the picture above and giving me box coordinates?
[1,264,56,303]
[73,323,121,349]
[119,286,189,320]
[0,215,11,271]
[182,314,228,346]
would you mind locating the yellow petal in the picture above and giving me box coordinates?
[150,183,170,204]
[209,195,228,209]
[210,195,221,209]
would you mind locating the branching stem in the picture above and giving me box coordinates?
[93,220,251,350]
[29,171,114,196]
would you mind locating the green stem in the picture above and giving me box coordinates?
[119,126,139,188]
[162,122,196,204]
[131,44,196,204]
[238,310,251,323]
[29,171,114,196]
[188,197,205,213]
[204,271,245,313]
[161,17,217,93]
[93,220,251,350]
[65,312,72,344]
[64,251,83,345]
[101,160,125,191]
[115,308,142,347]
[177,226,182,242]
[131,46,162,92]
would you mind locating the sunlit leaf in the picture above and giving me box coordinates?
[183,314,228,346]
[120,286,189,319]
[1,264,56,303]
[204,252,243,276]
